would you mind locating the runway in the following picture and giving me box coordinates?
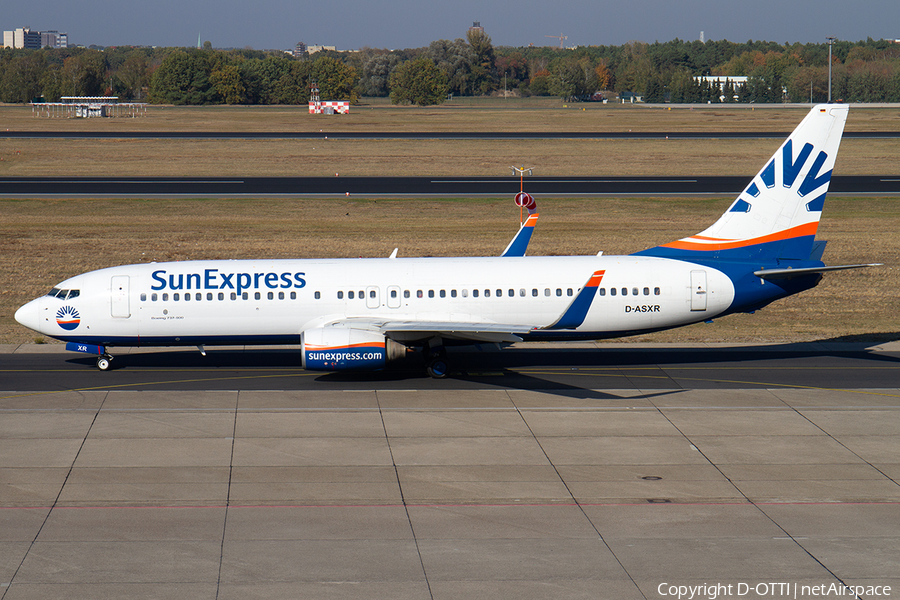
[1,343,898,599]
[3,175,900,197]
[3,130,900,140]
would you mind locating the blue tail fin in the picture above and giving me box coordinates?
[636,104,849,262]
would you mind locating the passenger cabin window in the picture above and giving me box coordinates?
[610,288,617,296]
[338,291,344,299]
[348,291,354,299]
[473,289,479,298]
[428,290,435,298]
[598,288,606,296]
[654,287,661,295]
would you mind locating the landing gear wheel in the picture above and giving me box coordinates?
[426,356,449,379]
[97,356,111,371]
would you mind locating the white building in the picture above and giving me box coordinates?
[3,27,68,49]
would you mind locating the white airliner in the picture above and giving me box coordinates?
[15,104,876,377]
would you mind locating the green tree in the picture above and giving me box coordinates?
[149,50,216,104]
[210,63,245,104]
[111,54,150,100]
[311,55,357,103]
[389,57,449,106]
[427,39,475,96]
[466,28,495,94]
[59,51,107,97]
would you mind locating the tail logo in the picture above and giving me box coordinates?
[733,140,831,215]
[56,306,81,331]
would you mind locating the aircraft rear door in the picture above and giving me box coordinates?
[690,270,707,311]
[111,275,130,318]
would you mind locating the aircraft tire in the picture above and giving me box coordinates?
[426,357,449,379]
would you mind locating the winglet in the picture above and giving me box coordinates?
[543,270,605,330]
[501,213,539,257]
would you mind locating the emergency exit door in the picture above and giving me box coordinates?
[111,275,130,318]
[690,270,707,311]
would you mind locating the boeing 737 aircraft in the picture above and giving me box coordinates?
[15,104,876,377]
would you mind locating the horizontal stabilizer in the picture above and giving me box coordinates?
[754,263,881,280]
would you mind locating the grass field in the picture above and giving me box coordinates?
[1,99,898,346]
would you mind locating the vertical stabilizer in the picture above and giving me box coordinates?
[638,104,848,261]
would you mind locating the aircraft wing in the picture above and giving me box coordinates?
[325,317,532,343]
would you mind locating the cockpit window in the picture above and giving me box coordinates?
[47,288,81,300]
[47,288,79,299]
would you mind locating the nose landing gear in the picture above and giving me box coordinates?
[96,354,113,370]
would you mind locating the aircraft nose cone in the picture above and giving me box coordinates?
[14,299,41,333]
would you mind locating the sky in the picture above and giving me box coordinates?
[4,0,898,50]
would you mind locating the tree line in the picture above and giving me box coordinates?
[3,35,900,105]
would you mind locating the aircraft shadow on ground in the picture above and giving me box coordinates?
[62,332,900,397]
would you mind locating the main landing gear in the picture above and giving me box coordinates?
[96,353,113,371]
[424,340,449,379]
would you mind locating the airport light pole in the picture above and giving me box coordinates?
[826,36,836,102]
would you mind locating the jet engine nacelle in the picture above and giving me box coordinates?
[301,327,407,371]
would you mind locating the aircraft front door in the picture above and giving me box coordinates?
[366,286,380,309]
[690,270,707,311]
[111,275,130,318]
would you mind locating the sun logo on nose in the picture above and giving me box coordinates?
[56,306,81,331]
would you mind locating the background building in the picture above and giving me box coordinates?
[3,27,67,49]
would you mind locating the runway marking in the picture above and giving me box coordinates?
[0,371,318,400]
